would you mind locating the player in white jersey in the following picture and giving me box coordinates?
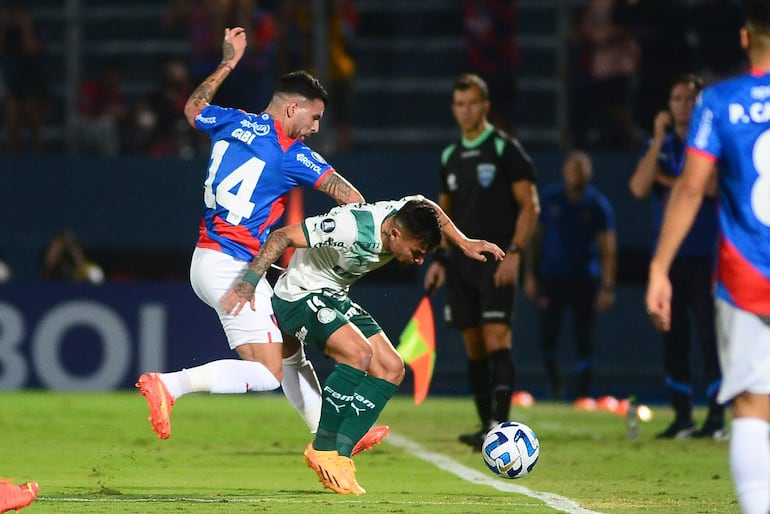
[135,27,391,454]
[221,196,505,494]
[646,2,770,512]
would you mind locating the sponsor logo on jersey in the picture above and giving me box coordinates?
[477,163,497,187]
[295,326,308,344]
[313,238,344,248]
[240,119,270,135]
[751,85,770,100]
[311,151,328,164]
[261,113,269,120]
[297,153,323,173]
[196,114,216,124]
[461,149,480,158]
[321,218,336,232]
[728,102,770,124]
[317,307,336,324]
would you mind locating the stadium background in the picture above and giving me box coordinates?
[0,0,714,402]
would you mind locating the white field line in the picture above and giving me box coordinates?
[386,433,604,514]
[39,497,541,506]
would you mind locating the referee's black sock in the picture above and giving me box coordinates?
[468,358,491,427]
[489,348,515,424]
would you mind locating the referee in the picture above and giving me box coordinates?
[424,73,540,450]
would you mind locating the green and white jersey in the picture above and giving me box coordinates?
[273,197,413,301]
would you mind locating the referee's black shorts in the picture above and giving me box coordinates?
[444,256,515,330]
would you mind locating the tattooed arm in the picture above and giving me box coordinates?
[318,171,365,204]
[219,223,309,316]
[184,26,247,127]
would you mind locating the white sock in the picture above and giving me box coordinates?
[281,348,322,433]
[730,417,770,514]
[161,360,280,399]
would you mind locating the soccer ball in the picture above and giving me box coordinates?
[481,421,540,479]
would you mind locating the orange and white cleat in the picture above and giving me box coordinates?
[303,443,353,494]
[336,456,366,495]
[351,425,390,456]
[0,479,38,513]
[136,372,175,439]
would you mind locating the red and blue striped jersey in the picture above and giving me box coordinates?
[687,68,770,315]
[194,105,333,261]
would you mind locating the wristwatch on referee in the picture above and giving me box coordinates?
[507,243,521,254]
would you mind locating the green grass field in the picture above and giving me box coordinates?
[0,391,738,513]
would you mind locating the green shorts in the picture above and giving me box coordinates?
[272,289,383,353]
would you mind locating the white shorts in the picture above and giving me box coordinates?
[715,298,770,404]
[190,247,283,349]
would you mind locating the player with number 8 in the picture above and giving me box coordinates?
[646,2,770,512]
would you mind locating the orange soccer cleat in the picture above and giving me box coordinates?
[351,425,390,456]
[303,443,353,494]
[136,372,175,439]
[0,479,38,513]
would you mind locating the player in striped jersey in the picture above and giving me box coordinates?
[647,2,770,512]
[136,27,368,444]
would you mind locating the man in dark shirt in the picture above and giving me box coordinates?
[424,73,540,450]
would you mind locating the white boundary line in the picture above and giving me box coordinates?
[386,433,604,514]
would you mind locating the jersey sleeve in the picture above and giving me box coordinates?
[282,143,335,189]
[194,105,242,134]
[438,143,456,195]
[501,137,537,184]
[686,89,722,160]
[301,206,358,250]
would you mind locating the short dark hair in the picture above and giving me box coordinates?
[745,0,770,38]
[275,71,329,107]
[671,74,704,94]
[394,200,443,251]
[453,73,489,101]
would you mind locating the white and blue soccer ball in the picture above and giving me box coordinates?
[481,421,540,479]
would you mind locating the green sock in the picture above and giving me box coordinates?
[313,363,366,451]
[337,375,398,456]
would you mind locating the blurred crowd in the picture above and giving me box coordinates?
[0,0,749,156]
[0,0,356,157]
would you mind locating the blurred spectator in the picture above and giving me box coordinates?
[461,0,518,135]
[165,0,276,113]
[0,0,49,155]
[132,58,200,158]
[42,231,104,284]
[74,59,128,156]
[688,0,748,83]
[0,255,11,282]
[524,151,617,402]
[573,0,639,149]
[326,0,357,153]
[615,0,693,138]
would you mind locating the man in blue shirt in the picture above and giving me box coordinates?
[630,74,724,440]
[524,151,616,403]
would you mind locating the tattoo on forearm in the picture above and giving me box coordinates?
[320,174,357,204]
[248,232,291,276]
[190,81,215,108]
[223,42,234,62]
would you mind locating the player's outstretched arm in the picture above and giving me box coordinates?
[219,223,308,316]
[410,194,505,262]
[183,27,247,127]
[318,171,365,205]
